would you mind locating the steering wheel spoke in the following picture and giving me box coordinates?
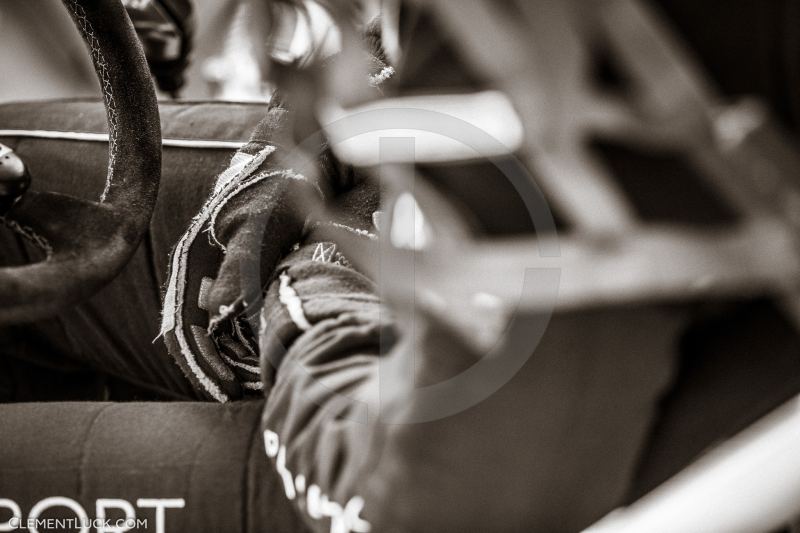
[7,191,123,250]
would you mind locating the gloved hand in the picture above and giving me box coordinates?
[159,105,331,402]
[159,3,394,402]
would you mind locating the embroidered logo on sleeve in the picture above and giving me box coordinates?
[264,429,371,533]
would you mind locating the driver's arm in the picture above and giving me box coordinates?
[258,242,681,532]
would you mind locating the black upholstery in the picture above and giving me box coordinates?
[0,400,307,532]
[0,99,267,398]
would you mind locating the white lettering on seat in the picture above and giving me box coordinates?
[96,499,136,533]
[29,497,89,533]
[0,497,182,533]
[136,499,185,533]
[0,499,22,533]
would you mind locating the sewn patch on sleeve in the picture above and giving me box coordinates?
[278,273,312,331]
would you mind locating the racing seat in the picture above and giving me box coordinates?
[0,99,267,399]
[0,401,308,532]
[0,98,307,531]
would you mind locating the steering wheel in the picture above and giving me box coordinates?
[0,0,161,324]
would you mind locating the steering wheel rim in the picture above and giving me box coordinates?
[0,0,161,324]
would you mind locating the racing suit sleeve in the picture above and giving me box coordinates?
[258,241,683,533]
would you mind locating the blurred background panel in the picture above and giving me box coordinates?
[0,0,97,102]
[0,0,246,103]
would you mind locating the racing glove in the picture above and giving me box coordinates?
[159,3,393,402]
